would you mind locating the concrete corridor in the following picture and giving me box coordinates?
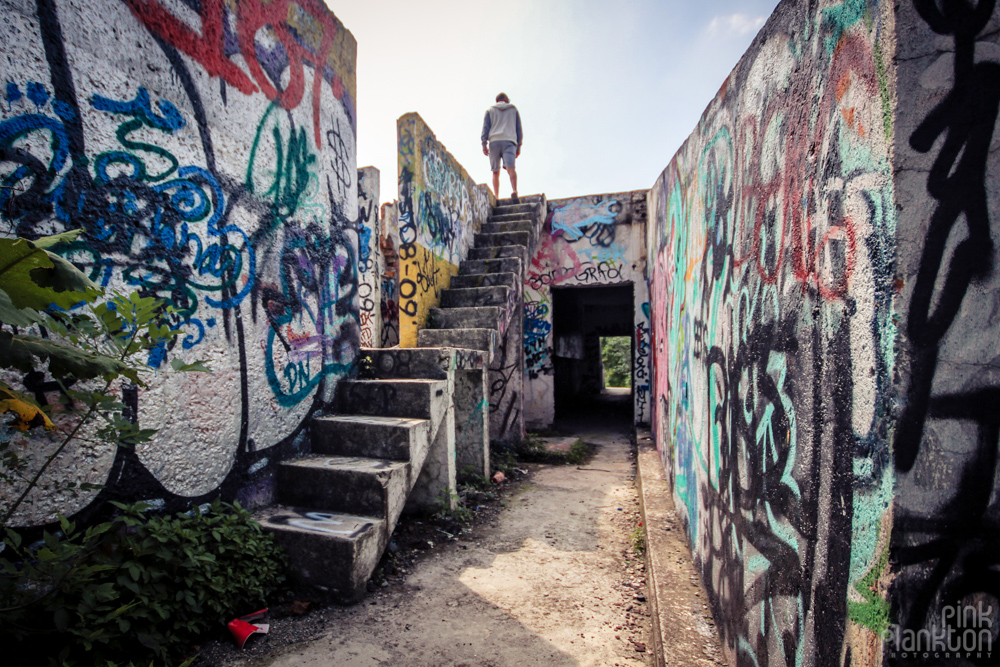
[197,412,725,667]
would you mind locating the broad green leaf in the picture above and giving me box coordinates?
[0,330,132,381]
[0,232,100,312]
[0,289,42,327]
[31,229,85,250]
[0,381,55,431]
[169,359,211,373]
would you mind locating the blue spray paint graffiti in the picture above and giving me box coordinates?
[550,198,618,240]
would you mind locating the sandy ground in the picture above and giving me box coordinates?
[199,426,653,667]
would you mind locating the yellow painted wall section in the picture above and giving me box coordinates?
[396,113,489,347]
[398,245,458,348]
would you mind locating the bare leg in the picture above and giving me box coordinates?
[492,170,501,198]
[506,167,517,197]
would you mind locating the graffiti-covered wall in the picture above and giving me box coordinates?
[524,191,650,428]
[890,1,1000,663]
[1,0,358,526]
[358,167,381,348]
[378,201,400,347]
[396,113,490,347]
[648,0,898,664]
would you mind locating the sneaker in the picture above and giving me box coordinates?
[511,192,519,204]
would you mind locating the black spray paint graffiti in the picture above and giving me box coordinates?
[689,304,856,667]
[489,322,522,441]
[634,316,650,423]
[891,3,1000,664]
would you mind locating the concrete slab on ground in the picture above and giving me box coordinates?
[635,429,726,667]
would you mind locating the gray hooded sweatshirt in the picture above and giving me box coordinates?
[481,102,522,147]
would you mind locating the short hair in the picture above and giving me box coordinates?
[496,93,509,103]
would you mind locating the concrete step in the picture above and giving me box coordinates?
[312,414,430,460]
[468,245,528,263]
[475,231,530,248]
[485,216,533,228]
[440,285,509,308]
[492,203,537,216]
[258,507,386,603]
[482,220,532,234]
[450,272,516,289]
[337,379,448,420]
[277,456,410,518]
[359,347,486,380]
[428,306,501,330]
[460,257,522,276]
[496,194,543,206]
[417,327,497,356]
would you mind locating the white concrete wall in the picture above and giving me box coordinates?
[524,191,650,428]
[358,167,381,348]
[0,0,358,525]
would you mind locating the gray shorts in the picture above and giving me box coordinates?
[489,140,517,171]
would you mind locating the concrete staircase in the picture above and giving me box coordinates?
[421,197,543,366]
[260,195,545,603]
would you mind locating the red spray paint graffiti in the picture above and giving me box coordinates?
[125,0,351,147]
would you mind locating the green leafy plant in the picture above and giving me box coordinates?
[566,439,592,465]
[601,336,631,388]
[0,230,247,666]
[490,443,518,478]
[630,524,646,557]
[434,489,473,525]
[356,352,376,379]
[457,466,490,491]
[0,230,207,528]
[0,500,285,666]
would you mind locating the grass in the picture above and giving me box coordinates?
[630,524,646,556]
[512,433,595,465]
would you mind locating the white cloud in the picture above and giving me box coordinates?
[707,13,767,37]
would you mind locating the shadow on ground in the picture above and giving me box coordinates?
[195,413,651,667]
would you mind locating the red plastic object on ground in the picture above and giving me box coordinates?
[227,609,269,649]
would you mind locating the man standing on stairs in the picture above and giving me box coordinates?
[481,93,522,203]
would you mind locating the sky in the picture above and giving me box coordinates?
[327,0,782,201]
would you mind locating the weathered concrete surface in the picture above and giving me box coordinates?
[449,273,518,289]
[357,347,491,482]
[336,378,454,513]
[257,508,386,604]
[1,0,359,527]
[888,1,1000,652]
[469,244,528,263]
[395,114,491,347]
[441,285,510,308]
[311,415,430,462]
[242,429,654,667]
[635,433,726,667]
[357,167,382,348]
[277,456,410,518]
[427,305,503,329]
[523,190,651,430]
[416,327,498,358]
[646,1,898,664]
[454,368,489,479]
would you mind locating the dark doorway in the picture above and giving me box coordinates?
[551,284,634,431]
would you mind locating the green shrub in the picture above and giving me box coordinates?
[601,336,632,388]
[0,500,286,666]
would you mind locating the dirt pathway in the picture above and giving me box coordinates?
[224,428,652,667]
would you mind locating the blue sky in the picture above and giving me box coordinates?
[328,0,782,201]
